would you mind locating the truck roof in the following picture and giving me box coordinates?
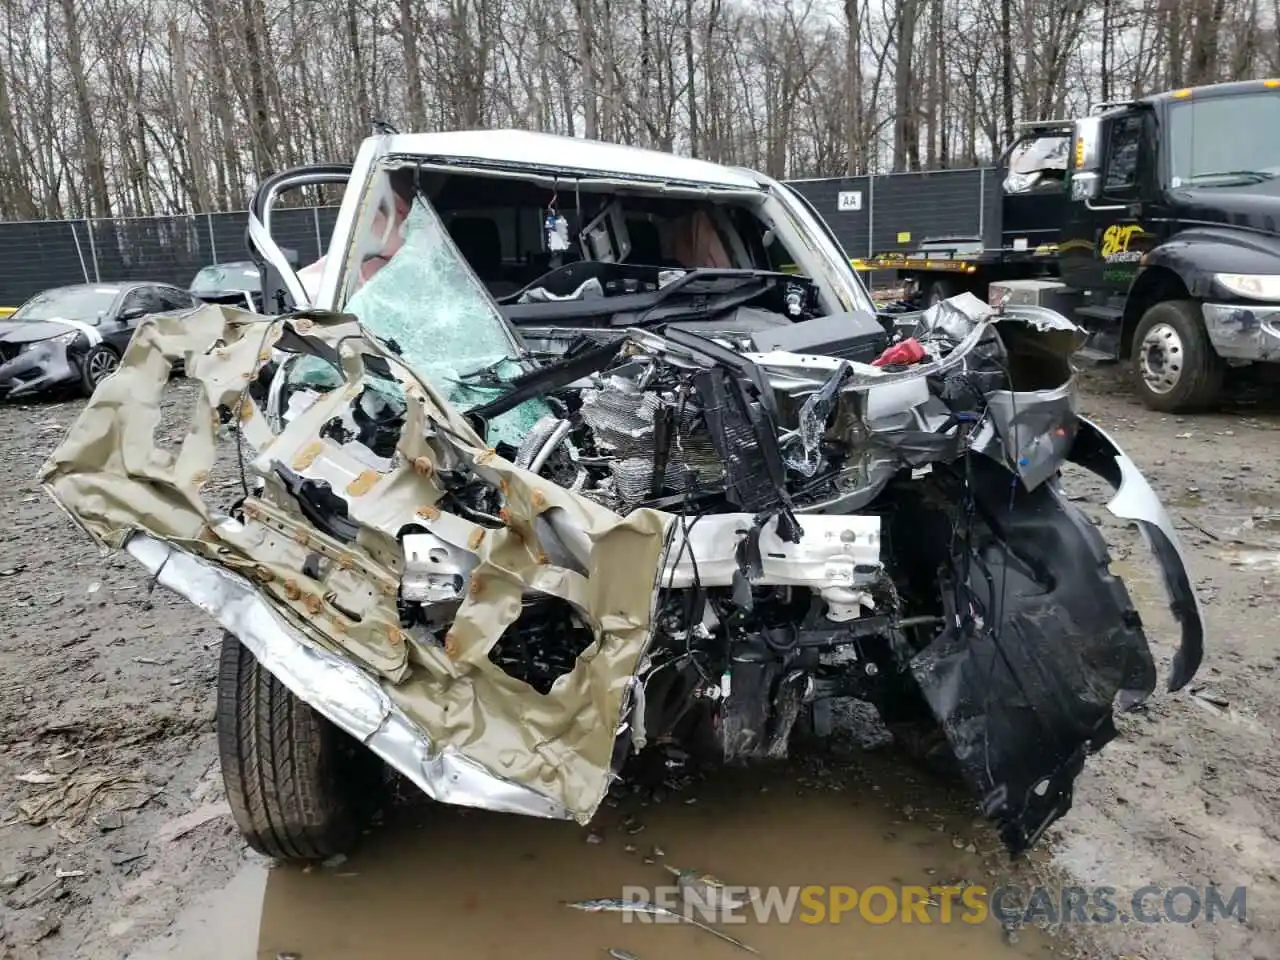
[376,129,767,191]
[1139,77,1280,106]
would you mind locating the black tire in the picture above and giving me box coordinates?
[873,683,961,780]
[1130,300,1224,412]
[78,344,119,396]
[925,277,961,307]
[216,631,385,861]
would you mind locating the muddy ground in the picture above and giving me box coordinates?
[0,366,1277,960]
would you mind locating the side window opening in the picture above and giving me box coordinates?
[1003,134,1070,195]
[121,288,162,317]
[157,289,195,312]
[1104,117,1143,193]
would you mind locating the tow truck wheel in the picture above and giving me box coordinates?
[216,632,386,861]
[925,278,960,306]
[1131,300,1224,412]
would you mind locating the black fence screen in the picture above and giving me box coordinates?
[1,170,1002,305]
[0,208,341,307]
[789,167,1002,286]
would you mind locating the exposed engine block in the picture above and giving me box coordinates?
[579,375,723,506]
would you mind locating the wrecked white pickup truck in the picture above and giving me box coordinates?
[40,131,1204,862]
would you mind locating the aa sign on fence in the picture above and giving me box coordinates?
[837,191,862,212]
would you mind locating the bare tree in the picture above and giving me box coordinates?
[0,0,1270,219]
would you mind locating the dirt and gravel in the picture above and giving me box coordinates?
[0,366,1277,960]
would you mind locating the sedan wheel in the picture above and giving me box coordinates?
[79,345,119,396]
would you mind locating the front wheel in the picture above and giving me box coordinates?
[1130,300,1224,412]
[925,277,961,307]
[216,632,386,861]
[78,344,119,396]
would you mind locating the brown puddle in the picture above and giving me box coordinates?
[141,751,1061,960]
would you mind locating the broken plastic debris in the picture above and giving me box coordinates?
[872,337,926,367]
[666,865,750,910]
[92,810,125,831]
[1,871,28,891]
[565,899,759,954]
[154,802,229,842]
[108,849,146,867]
[1190,687,1229,708]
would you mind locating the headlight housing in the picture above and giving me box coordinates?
[1213,273,1280,301]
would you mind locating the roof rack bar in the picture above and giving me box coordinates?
[1092,99,1142,113]
[1014,118,1074,129]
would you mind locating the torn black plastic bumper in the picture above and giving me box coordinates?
[908,418,1204,855]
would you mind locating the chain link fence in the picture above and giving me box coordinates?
[0,207,342,307]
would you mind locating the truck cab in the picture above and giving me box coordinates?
[1063,79,1280,411]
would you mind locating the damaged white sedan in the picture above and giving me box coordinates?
[39,131,1204,862]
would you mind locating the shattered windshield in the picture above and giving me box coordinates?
[190,263,260,292]
[294,185,549,447]
[14,287,119,322]
[1004,135,1069,194]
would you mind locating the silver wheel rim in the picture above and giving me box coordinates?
[87,349,117,384]
[1138,322,1183,395]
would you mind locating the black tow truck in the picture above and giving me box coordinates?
[844,78,1280,412]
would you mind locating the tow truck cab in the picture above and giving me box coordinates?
[1057,79,1280,411]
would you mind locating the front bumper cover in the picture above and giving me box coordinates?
[0,338,77,398]
[1202,301,1280,362]
[126,531,574,819]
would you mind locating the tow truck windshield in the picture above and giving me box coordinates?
[1168,93,1280,187]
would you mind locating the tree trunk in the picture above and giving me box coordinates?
[1000,0,1014,144]
[925,0,939,168]
[0,43,36,218]
[892,0,920,172]
[241,0,277,174]
[60,0,111,218]
[346,0,372,134]
[684,0,698,157]
[574,0,598,138]
[399,0,427,130]
[844,0,863,174]
[169,18,211,213]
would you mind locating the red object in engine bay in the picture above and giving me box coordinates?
[871,337,925,368]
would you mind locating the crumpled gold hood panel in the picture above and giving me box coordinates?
[39,304,674,821]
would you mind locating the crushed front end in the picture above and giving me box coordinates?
[41,270,1204,855]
